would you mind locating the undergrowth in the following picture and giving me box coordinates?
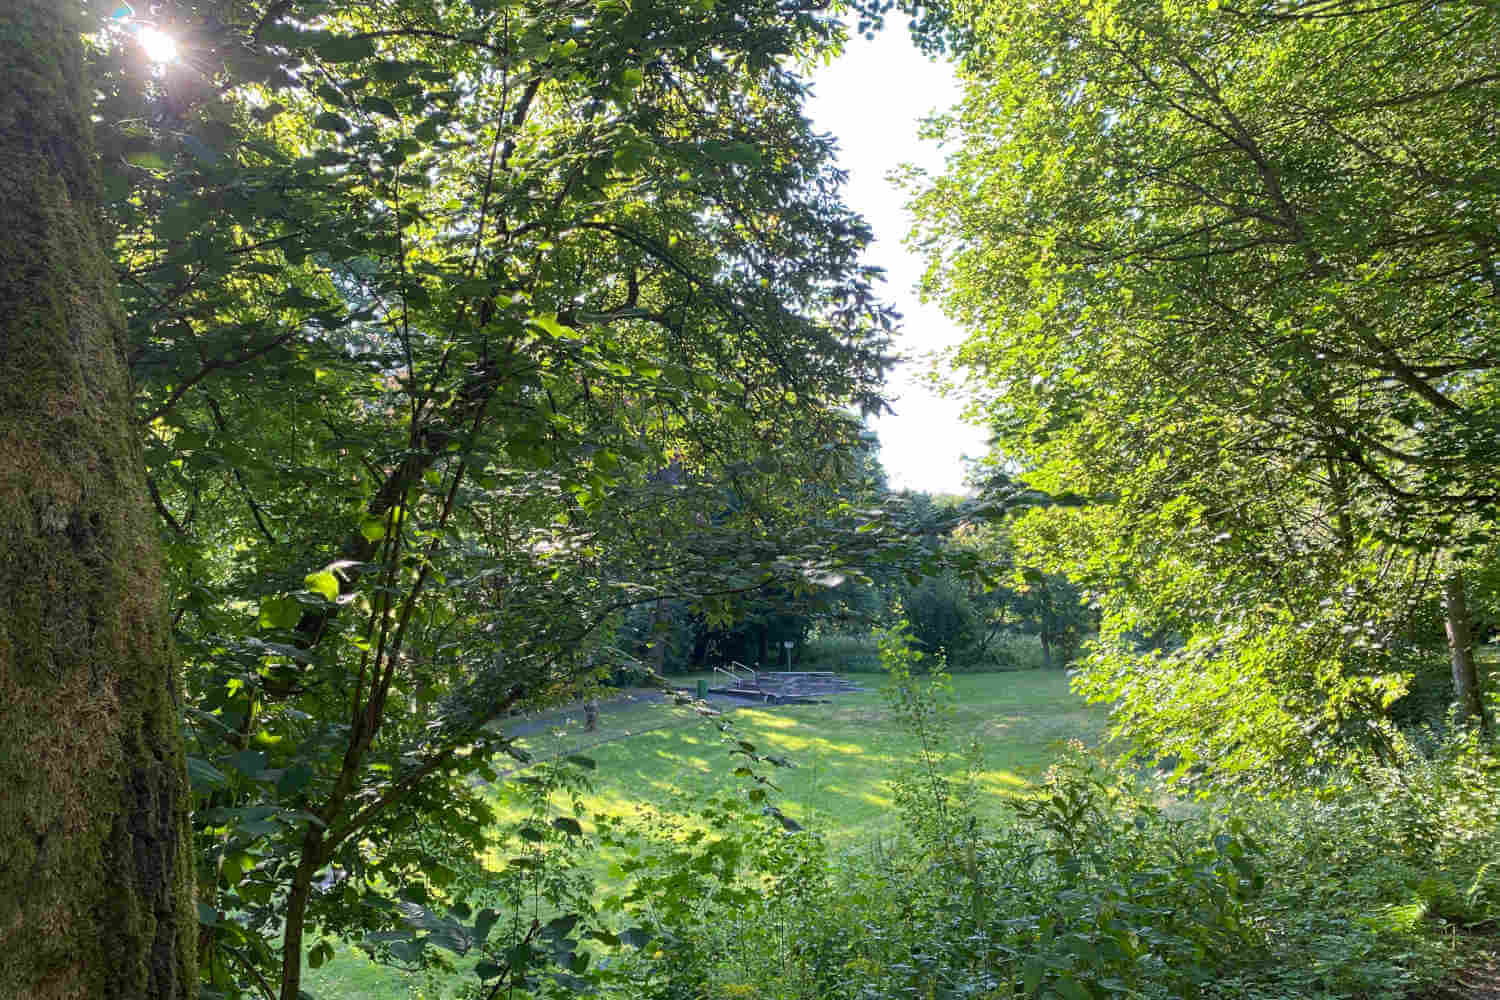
[598,629,1500,1000]
[332,627,1500,1000]
[802,629,1054,674]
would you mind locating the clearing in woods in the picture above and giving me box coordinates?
[307,670,1107,999]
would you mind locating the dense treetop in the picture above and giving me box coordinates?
[911,0,1499,778]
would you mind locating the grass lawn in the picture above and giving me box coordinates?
[514,670,1108,848]
[305,669,1107,999]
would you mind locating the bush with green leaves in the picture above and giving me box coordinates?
[957,631,1051,673]
[800,632,883,673]
[899,575,980,663]
[588,644,1500,1000]
[341,633,1499,1000]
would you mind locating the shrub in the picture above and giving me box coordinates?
[800,633,883,673]
[900,575,978,661]
[422,665,1500,1000]
[950,631,1051,672]
[605,718,1500,1000]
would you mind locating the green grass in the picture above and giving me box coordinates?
[306,670,1106,999]
[519,671,1106,847]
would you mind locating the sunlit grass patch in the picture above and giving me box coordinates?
[484,670,1107,845]
[315,670,1106,998]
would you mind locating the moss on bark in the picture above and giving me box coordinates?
[0,2,195,996]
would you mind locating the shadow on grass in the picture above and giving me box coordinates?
[480,670,1107,847]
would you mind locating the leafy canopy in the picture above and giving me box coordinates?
[910,0,1500,781]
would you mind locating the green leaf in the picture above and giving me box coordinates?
[613,143,649,174]
[473,908,500,945]
[181,134,223,165]
[228,749,268,777]
[505,941,532,973]
[278,762,316,796]
[221,850,253,884]
[236,815,281,838]
[1023,957,1045,996]
[543,914,579,939]
[304,570,339,602]
[310,940,337,969]
[362,96,399,118]
[124,151,169,171]
[187,757,229,789]
[721,142,761,165]
[1052,975,1091,1000]
[530,313,580,340]
[316,35,376,62]
[619,926,652,950]
[370,60,412,82]
[388,939,422,964]
[564,754,596,770]
[313,112,350,133]
[360,516,387,542]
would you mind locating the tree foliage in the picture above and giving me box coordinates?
[912,0,1500,781]
[71,0,914,994]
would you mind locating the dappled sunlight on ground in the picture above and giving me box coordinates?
[753,731,871,755]
[976,769,1029,791]
[824,784,894,809]
[825,705,896,724]
[653,749,710,771]
[315,671,1112,999]
[484,671,1108,848]
[733,708,800,729]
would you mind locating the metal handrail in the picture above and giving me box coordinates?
[730,660,757,686]
[713,661,758,689]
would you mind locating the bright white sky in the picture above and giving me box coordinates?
[806,24,991,496]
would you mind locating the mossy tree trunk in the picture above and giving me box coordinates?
[0,2,196,997]
[1444,570,1491,734]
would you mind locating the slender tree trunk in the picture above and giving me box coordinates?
[279,841,324,1000]
[0,3,195,997]
[975,608,1007,658]
[1443,570,1491,733]
[647,598,670,673]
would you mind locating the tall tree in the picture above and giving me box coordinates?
[912,0,1500,775]
[0,1,195,996]
[85,0,896,995]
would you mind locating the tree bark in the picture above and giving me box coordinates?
[0,4,196,997]
[278,838,325,1000]
[1443,570,1491,733]
[646,598,676,673]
